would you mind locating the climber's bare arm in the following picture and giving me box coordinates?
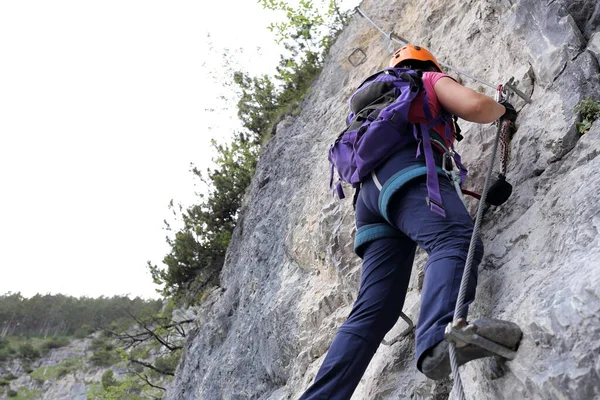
[434,77,505,124]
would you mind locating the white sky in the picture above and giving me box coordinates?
[0,1,283,299]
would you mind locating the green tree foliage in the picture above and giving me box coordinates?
[0,338,15,361]
[151,350,182,377]
[0,292,162,338]
[235,0,349,143]
[101,370,118,390]
[149,134,258,299]
[74,324,95,339]
[233,72,279,143]
[149,0,350,301]
[89,375,151,400]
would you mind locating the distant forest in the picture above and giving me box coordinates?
[0,293,163,337]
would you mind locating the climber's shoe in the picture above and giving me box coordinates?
[419,318,522,381]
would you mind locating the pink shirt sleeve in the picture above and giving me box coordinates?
[425,71,453,86]
[422,72,455,116]
[408,72,457,142]
[408,72,455,121]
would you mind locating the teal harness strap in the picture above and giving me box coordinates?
[378,164,446,224]
[355,165,448,257]
[354,223,405,258]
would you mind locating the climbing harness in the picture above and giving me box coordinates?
[443,151,468,206]
[353,7,532,105]
[445,85,518,400]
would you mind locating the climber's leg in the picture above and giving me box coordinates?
[299,234,416,400]
[387,178,484,368]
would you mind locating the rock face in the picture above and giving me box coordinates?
[1,338,96,400]
[0,334,159,399]
[166,0,600,399]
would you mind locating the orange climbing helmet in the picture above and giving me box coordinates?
[389,44,442,72]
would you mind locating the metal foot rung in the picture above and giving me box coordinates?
[445,320,518,360]
[381,312,414,346]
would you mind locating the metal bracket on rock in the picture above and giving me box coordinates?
[348,48,367,67]
[445,318,518,360]
[504,77,532,104]
[381,311,414,346]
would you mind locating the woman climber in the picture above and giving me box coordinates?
[300,45,522,399]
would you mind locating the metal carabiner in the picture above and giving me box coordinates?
[442,150,455,174]
[442,151,467,206]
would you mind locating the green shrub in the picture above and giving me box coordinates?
[33,376,45,385]
[57,367,70,379]
[61,357,83,369]
[22,364,34,374]
[7,389,17,397]
[153,350,182,375]
[0,378,9,386]
[90,376,147,400]
[4,373,17,381]
[74,324,94,339]
[41,337,71,352]
[90,338,118,367]
[89,338,109,352]
[18,343,40,361]
[575,97,600,134]
[0,338,15,361]
[0,349,11,361]
[29,358,81,382]
[91,351,118,367]
[101,370,117,390]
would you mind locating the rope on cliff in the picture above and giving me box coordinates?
[445,86,517,400]
[450,121,503,400]
[354,7,497,91]
[353,7,533,104]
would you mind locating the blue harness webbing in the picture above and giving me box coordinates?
[378,164,446,224]
[354,164,447,257]
[354,223,405,258]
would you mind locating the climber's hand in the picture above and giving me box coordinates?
[500,101,518,123]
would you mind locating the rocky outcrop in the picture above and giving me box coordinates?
[0,334,167,400]
[1,338,90,400]
[166,0,600,399]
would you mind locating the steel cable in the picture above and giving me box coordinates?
[355,7,497,90]
[449,120,505,399]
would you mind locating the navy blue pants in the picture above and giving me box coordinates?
[300,173,483,399]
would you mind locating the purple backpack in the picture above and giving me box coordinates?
[328,68,466,216]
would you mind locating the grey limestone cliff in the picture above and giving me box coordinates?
[166,0,600,398]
